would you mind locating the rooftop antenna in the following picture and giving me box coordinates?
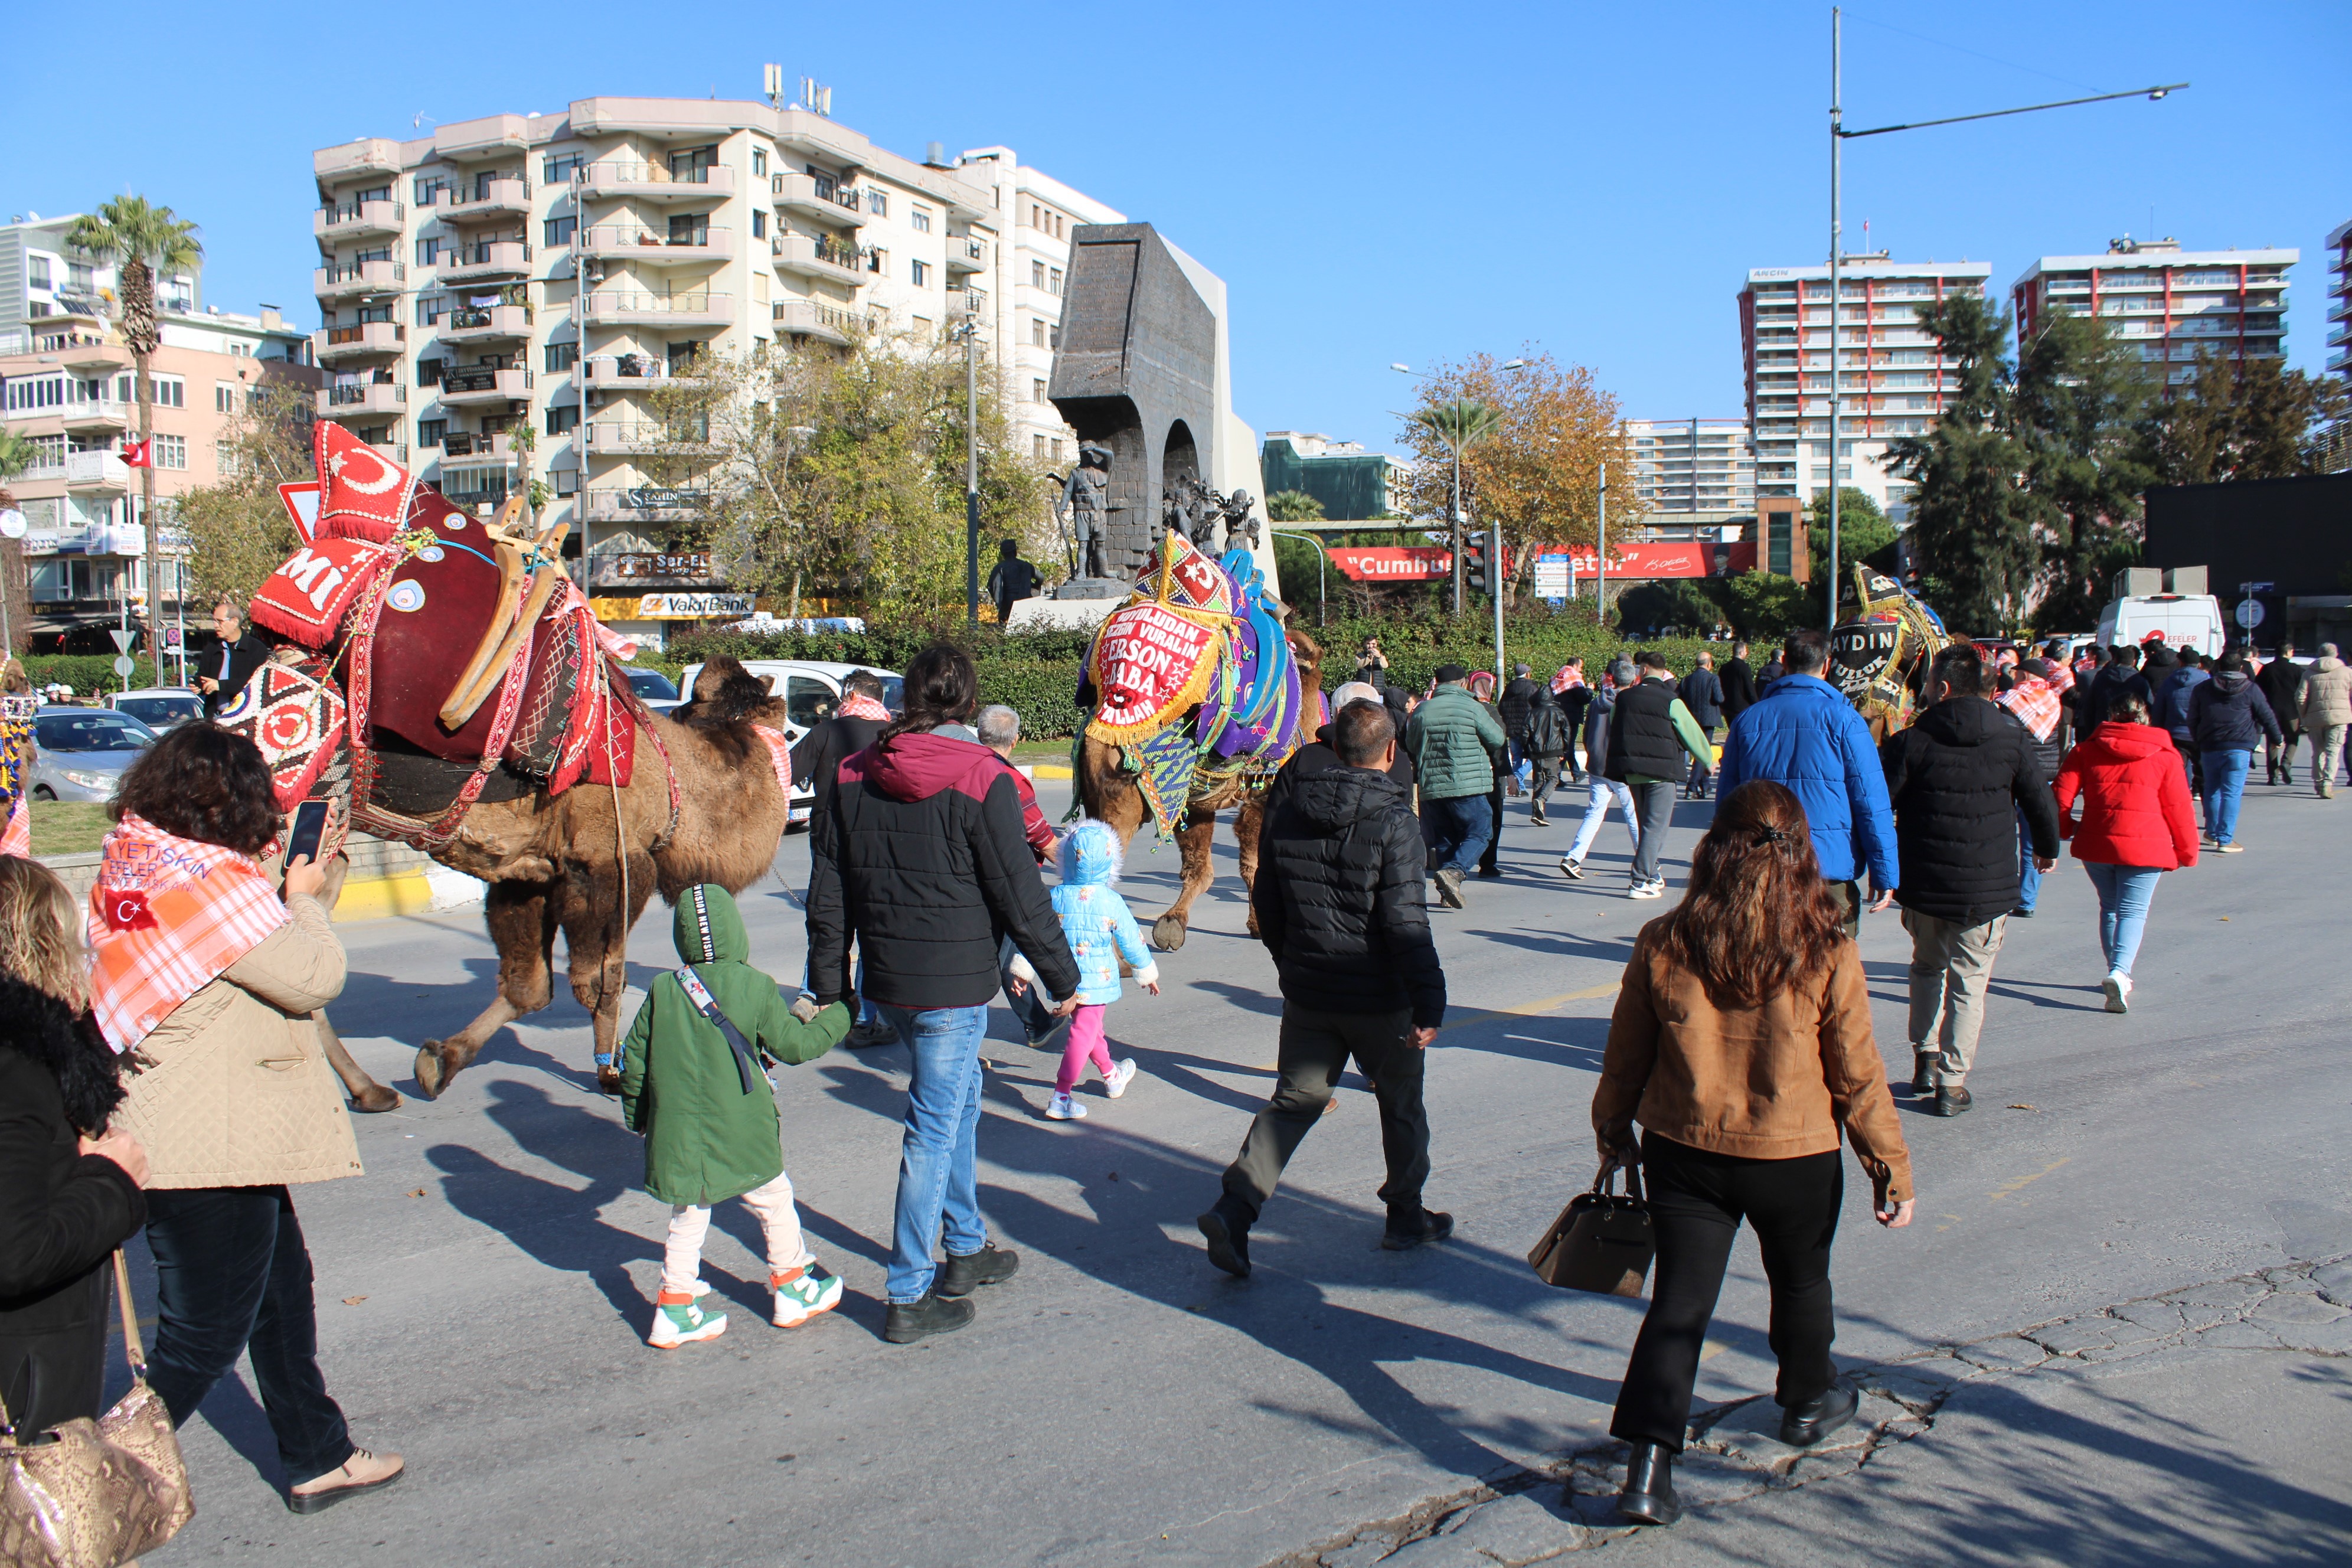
[801,77,831,117]
[413,112,437,129]
[763,63,783,109]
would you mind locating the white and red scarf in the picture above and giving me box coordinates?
[1997,675,2062,743]
[752,724,793,796]
[1551,666,1586,695]
[837,689,891,723]
[85,812,288,1053]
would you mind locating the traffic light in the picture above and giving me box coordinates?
[1466,528,1497,596]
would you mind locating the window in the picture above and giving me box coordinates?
[911,259,930,287]
[752,149,767,177]
[543,215,576,247]
[416,236,442,266]
[3,375,64,411]
[668,214,708,246]
[355,303,394,325]
[215,381,237,413]
[419,419,447,447]
[1051,437,1063,462]
[544,341,577,372]
[417,295,447,326]
[911,207,932,233]
[1034,434,1046,459]
[417,357,444,387]
[543,151,584,185]
[866,188,888,217]
[545,405,579,435]
[1048,268,1063,295]
[1031,318,1046,348]
[1032,378,1047,404]
[867,248,885,276]
[751,210,766,239]
[354,184,391,205]
[28,257,50,290]
[67,262,93,292]
[668,144,718,181]
[148,375,185,409]
[215,439,239,475]
[553,468,578,496]
[1031,260,1046,289]
[230,341,250,358]
[414,174,453,205]
[355,244,392,264]
[153,435,187,469]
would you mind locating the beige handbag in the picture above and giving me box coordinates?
[0,1252,193,1568]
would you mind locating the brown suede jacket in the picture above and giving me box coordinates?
[1592,920,1913,1207]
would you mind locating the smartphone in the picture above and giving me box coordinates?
[283,799,331,868]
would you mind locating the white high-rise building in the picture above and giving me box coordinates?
[2011,237,2294,387]
[2328,218,2352,391]
[1740,256,1992,524]
[1624,418,1755,516]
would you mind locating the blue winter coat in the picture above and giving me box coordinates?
[1012,823,1159,1005]
[1715,673,1900,889]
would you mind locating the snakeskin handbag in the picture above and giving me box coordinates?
[0,1252,192,1568]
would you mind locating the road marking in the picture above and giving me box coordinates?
[1990,1157,2070,1201]
[1440,981,1621,1036]
[1700,1338,1729,1363]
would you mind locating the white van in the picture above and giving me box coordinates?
[673,659,903,827]
[2095,593,2225,658]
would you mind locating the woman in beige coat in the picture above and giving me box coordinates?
[92,724,403,1515]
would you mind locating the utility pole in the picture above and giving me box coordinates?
[961,296,981,626]
[1596,463,1608,628]
[1828,4,1843,636]
[1449,440,1464,618]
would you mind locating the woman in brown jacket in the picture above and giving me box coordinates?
[1592,780,1914,1527]
[92,724,403,1514]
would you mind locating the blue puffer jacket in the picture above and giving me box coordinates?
[1716,673,1900,888]
[1012,820,1159,1005]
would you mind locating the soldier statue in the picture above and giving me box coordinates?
[1053,442,1113,581]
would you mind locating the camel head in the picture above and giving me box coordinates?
[672,655,788,729]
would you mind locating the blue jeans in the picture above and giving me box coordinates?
[998,935,1054,1040]
[1421,793,1494,874]
[2083,863,2162,976]
[2016,805,2043,912]
[879,1004,991,1304]
[2199,748,2252,844]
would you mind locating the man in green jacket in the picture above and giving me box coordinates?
[1406,664,1508,908]
[619,883,853,1347]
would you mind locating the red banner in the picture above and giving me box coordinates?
[1329,545,1520,582]
[1559,541,1759,579]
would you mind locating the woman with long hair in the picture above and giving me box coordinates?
[2052,691,2200,1012]
[1591,780,1914,1527]
[92,723,403,1513]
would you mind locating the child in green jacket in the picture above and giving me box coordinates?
[620,883,852,1347]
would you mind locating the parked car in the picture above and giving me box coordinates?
[30,705,158,802]
[621,666,682,716]
[674,659,904,828]
[108,687,205,731]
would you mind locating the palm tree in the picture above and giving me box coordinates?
[1411,396,1502,615]
[1265,489,1325,522]
[66,197,202,680]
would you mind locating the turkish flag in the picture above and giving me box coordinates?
[120,438,151,468]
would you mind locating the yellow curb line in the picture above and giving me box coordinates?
[1438,980,1621,1035]
[331,871,440,922]
[1032,764,1074,779]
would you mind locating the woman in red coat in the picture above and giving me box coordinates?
[2052,692,2201,1014]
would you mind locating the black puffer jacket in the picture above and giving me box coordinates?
[1499,676,1547,739]
[2255,658,2307,733]
[805,730,1079,1010]
[1525,699,1568,759]
[1880,698,2062,926]
[788,713,888,835]
[1252,767,1446,1027]
[0,981,146,1434]
[2187,671,2282,753]
[1262,721,1415,821]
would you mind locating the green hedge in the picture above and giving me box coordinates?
[19,655,153,696]
[664,603,1716,739]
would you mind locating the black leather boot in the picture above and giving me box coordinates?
[1780,1377,1860,1446]
[1615,1442,1681,1525]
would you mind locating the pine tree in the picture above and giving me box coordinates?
[2015,308,2152,632]
[2137,351,2351,485]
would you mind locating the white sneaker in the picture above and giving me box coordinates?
[1628,881,1665,900]
[648,1294,728,1348]
[1045,1090,1087,1120]
[1103,1058,1139,1099]
[2102,972,2132,1013]
[771,1260,845,1327]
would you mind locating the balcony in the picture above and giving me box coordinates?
[444,176,533,219]
[580,353,713,390]
[58,399,130,433]
[437,366,534,406]
[438,432,519,468]
[315,200,405,241]
[440,241,532,283]
[319,381,407,417]
[771,173,866,226]
[581,162,737,203]
[579,422,713,455]
[57,341,131,373]
[439,303,534,344]
[316,322,407,363]
[65,452,129,491]
[770,298,872,345]
[577,224,735,266]
[946,238,986,275]
[771,233,867,282]
[580,291,733,328]
[313,259,407,300]
[582,485,710,523]
[316,139,403,180]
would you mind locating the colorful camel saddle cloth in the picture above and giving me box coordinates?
[0,692,34,819]
[216,660,350,826]
[1083,531,1245,746]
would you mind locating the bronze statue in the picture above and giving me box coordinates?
[1052,442,1113,580]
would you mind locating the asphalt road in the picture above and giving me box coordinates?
[133,769,2352,1566]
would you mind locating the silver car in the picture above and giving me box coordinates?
[110,687,205,731]
[31,705,158,802]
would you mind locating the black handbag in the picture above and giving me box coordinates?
[1528,1163,1655,1297]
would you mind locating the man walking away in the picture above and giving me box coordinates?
[1265,682,1416,821]
[2255,644,2307,786]
[1554,660,1594,783]
[1715,628,1899,935]
[2186,654,2280,850]
[1500,662,1546,789]
[1603,652,1714,900]
[2157,648,2209,802]
[1880,645,2060,1116]
[1995,659,2066,916]
[983,539,1040,626]
[1758,645,1787,690]
[1406,665,1506,909]
[1562,662,1639,881]
[2079,643,2152,731]
[1524,682,1569,825]
[1201,700,1448,1277]
[1717,641,1760,730]
[792,669,900,1048]
[1680,651,1726,799]
[2301,644,2351,799]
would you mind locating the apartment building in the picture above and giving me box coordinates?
[2322,218,2350,390]
[310,96,1119,642]
[2011,237,2294,387]
[1,215,318,644]
[1258,432,1412,521]
[1625,418,1755,516]
[1740,256,1993,524]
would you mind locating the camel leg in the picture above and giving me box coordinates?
[316,1009,400,1112]
[560,853,656,1095]
[1234,791,1269,942]
[416,878,557,1099]
[1151,804,1220,952]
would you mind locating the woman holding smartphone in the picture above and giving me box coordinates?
[91,724,404,1515]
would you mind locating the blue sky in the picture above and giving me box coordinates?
[15,1,2346,454]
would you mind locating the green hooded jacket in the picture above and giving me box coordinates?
[1406,682,1507,799]
[619,884,851,1206]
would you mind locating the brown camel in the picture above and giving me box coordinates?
[1078,629,1323,952]
[348,655,799,1100]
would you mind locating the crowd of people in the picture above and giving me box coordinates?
[1,619,2340,1540]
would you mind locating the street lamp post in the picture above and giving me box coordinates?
[1268,528,1327,624]
[1823,4,2183,635]
[955,296,982,626]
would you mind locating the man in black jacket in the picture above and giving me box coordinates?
[1554,659,1593,782]
[982,539,1040,625]
[1880,645,2062,1119]
[1718,642,1760,728]
[805,646,1080,1343]
[2080,643,2153,729]
[1200,700,1448,1277]
[1678,651,1726,799]
[789,669,896,1047]
[2255,643,2308,786]
[1261,682,1414,822]
[194,602,270,719]
[1499,661,1546,779]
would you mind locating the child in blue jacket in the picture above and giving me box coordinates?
[1011,819,1158,1120]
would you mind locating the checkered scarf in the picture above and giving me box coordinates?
[1551,666,1586,695]
[1997,675,2062,743]
[837,690,891,722]
[752,724,793,796]
[86,812,289,1054]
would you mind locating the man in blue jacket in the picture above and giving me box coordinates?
[1714,629,1899,932]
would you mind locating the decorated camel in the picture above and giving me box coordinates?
[219,424,796,1101]
[1074,528,1324,952]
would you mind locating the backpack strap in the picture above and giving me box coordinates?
[676,965,765,1094]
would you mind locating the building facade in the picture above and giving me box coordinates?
[2011,238,2294,387]
[2325,218,2350,390]
[1739,256,1993,525]
[310,96,1119,645]
[1259,432,1411,520]
[0,213,201,358]
[1625,417,1755,515]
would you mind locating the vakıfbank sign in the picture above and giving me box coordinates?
[632,592,753,619]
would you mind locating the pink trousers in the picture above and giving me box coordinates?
[1056,1004,1114,1093]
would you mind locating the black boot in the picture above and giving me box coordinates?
[934,1243,1020,1297]
[1381,1208,1455,1251]
[1198,1206,1252,1278]
[883,1291,975,1344]
[1615,1442,1682,1526]
[1779,1377,1860,1446]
